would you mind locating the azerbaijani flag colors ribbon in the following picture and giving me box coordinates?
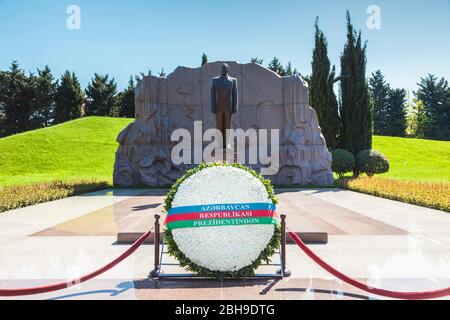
[165,203,278,230]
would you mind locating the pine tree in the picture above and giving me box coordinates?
[408,99,427,138]
[0,114,4,138]
[0,61,33,135]
[415,74,449,140]
[250,57,263,65]
[369,70,390,135]
[0,70,7,137]
[447,87,450,136]
[201,53,208,66]
[85,73,119,116]
[31,66,57,128]
[118,76,136,118]
[54,71,84,124]
[158,68,167,78]
[339,12,373,155]
[385,88,407,136]
[309,18,341,149]
[285,62,293,76]
[137,69,152,82]
[268,57,286,76]
[0,70,5,136]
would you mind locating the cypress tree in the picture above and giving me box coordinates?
[54,71,84,124]
[369,70,390,135]
[339,12,373,155]
[85,73,119,116]
[309,18,341,149]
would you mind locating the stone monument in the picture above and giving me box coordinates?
[113,61,334,186]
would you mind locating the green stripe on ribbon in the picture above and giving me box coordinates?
[166,217,278,230]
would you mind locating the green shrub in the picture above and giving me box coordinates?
[356,149,390,176]
[331,149,356,178]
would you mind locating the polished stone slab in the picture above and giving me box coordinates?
[116,188,407,245]
[2,277,449,300]
[0,188,448,300]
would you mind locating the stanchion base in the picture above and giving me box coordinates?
[276,268,291,277]
[150,268,160,279]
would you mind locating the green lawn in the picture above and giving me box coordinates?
[0,116,449,186]
[0,117,133,186]
[372,136,450,182]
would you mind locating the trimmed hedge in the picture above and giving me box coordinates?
[356,149,390,176]
[331,149,356,177]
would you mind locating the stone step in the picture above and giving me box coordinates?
[117,231,328,245]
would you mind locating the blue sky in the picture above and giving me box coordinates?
[0,0,449,93]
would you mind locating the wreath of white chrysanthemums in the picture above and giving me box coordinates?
[164,162,281,278]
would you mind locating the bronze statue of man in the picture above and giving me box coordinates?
[211,63,238,148]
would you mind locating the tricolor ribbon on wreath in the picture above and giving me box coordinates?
[164,203,279,230]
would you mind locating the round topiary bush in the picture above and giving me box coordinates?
[164,162,281,279]
[331,149,356,178]
[356,149,390,176]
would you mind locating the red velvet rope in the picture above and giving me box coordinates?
[0,230,152,297]
[288,231,450,300]
[2,229,448,299]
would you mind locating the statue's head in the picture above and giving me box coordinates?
[221,63,230,76]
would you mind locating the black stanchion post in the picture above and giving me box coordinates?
[150,214,160,279]
[279,214,291,277]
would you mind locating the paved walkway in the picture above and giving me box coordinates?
[0,188,449,300]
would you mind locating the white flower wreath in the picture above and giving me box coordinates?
[164,163,281,278]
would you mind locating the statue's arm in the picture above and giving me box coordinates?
[211,79,216,113]
[232,79,238,113]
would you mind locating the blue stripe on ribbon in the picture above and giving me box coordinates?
[168,202,276,215]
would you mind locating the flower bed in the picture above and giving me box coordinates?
[336,177,450,212]
[0,179,110,213]
[164,163,281,278]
